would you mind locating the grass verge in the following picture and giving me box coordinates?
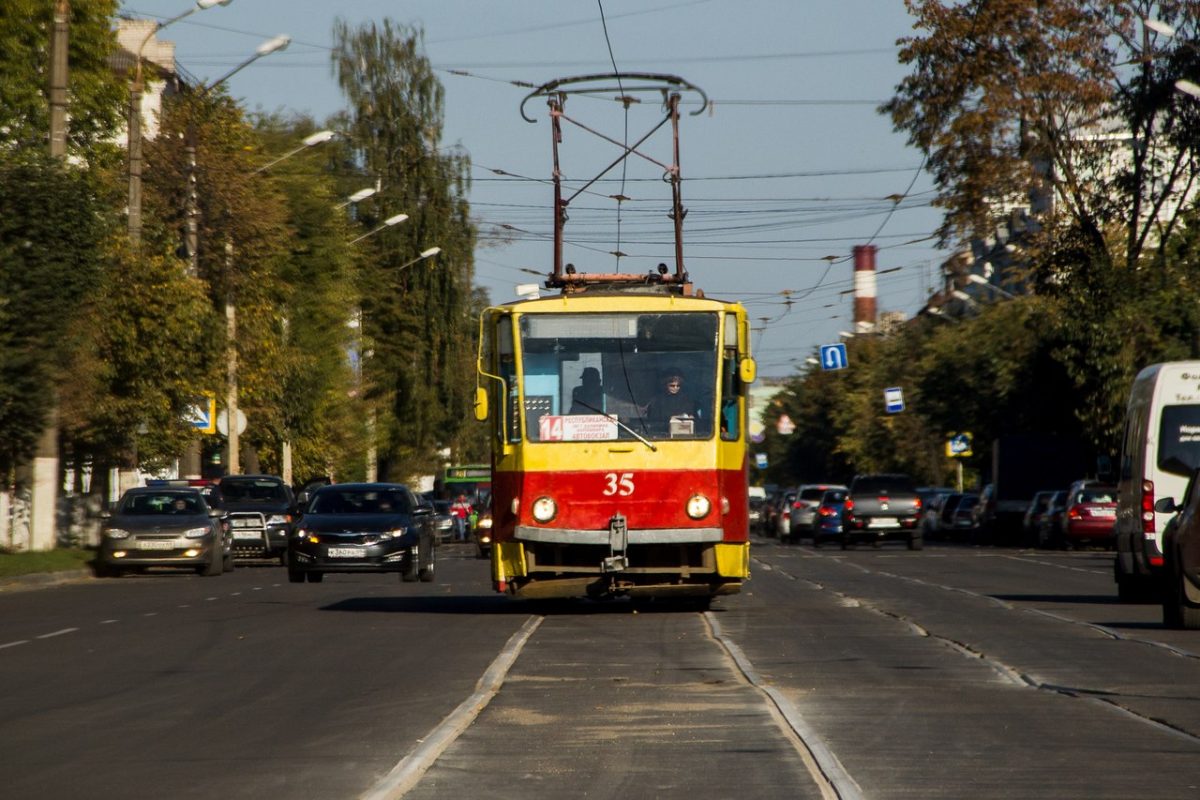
[0,548,95,578]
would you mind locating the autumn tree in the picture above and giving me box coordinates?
[884,1,1200,454]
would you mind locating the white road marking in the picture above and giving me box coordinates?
[100,619,118,625]
[143,612,157,617]
[361,615,543,800]
[36,628,77,639]
[0,640,30,650]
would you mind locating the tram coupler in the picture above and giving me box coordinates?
[602,513,629,573]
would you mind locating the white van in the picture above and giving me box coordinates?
[1114,362,1200,601]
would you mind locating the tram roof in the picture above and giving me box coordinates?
[493,289,745,314]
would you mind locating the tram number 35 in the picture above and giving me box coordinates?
[603,473,635,496]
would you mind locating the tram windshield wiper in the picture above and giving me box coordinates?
[573,400,657,451]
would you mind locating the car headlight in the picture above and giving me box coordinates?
[104,528,130,540]
[267,514,293,526]
[686,495,712,519]
[183,527,210,539]
[381,527,406,540]
[531,497,557,523]
[478,517,493,529]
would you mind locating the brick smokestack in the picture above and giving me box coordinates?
[852,244,877,333]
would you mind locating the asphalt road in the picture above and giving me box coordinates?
[3,537,1200,799]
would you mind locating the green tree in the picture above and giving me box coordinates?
[251,114,363,481]
[59,245,219,475]
[143,90,297,473]
[330,18,477,482]
[0,0,125,158]
[0,153,112,475]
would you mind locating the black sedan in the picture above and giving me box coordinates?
[98,487,231,577]
[287,483,435,584]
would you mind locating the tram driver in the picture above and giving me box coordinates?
[645,366,702,435]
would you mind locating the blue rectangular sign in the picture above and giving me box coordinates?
[884,386,904,414]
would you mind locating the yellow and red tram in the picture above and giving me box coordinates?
[474,290,756,601]
[472,73,755,601]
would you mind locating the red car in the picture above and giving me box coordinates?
[1061,480,1117,548]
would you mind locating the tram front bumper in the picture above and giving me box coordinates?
[492,530,749,598]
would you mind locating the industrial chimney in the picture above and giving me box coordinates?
[852,244,877,334]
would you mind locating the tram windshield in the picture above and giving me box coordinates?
[517,311,720,442]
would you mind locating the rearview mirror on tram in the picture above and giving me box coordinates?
[739,357,757,384]
[474,386,489,421]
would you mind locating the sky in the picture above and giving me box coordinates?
[118,0,946,377]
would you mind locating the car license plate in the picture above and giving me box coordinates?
[136,540,176,550]
[235,531,263,539]
[868,517,897,528]
[326,546,360,558]
[1092,508,1116,518]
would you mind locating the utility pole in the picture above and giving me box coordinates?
[49,0,69,158]
[23,0,72,551]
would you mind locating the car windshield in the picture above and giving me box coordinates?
[799,488,826,501]
[309,488,412,515]
[957,496,980,510]
[122,492,202,515]
[822,490,847,503]
[220,479,288,502]
[1079,487,1116,504]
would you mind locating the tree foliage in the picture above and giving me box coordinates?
[0,153,113,474]
[885,0,1199,268]
[0,0,125,157]
[330,18,478,482]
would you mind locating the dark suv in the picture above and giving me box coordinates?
[212,475,297,564]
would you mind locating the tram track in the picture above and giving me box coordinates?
[703,611,864,800]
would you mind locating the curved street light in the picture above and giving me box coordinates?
[966,273,1016,299]
[336,186,378,209]
[252,129,334,174]
[350,213,409,244]
[398,246,442,271]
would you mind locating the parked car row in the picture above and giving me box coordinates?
[1016,480,1117,550]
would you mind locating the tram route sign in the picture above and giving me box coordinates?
[539,414,619,441]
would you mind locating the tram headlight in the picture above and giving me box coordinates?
[531,496,557,523]
[686,494,712,519]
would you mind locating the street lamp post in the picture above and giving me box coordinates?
[349,213,409,244]
[397,246,442,272]
[127,0,233,246]
[336,187,378,209]
[966,273,1016,299]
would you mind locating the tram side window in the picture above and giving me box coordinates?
[720,313,741,441]
[497,318,520,444]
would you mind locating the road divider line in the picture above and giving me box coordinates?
[36,628,77,639]
[361,615,544,800]
[0,640,30,650]
[704,612,863,800]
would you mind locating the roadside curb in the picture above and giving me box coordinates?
[0,569,94,592]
